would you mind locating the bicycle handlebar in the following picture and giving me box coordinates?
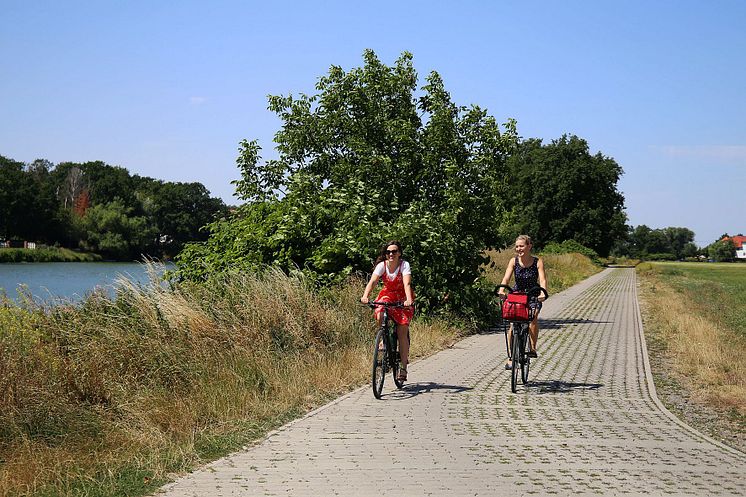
[495,284,549,300]
[364,300,409,308]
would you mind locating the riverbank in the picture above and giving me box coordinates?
[0,247,101,263]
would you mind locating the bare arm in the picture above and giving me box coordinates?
[537,258,548,301]
[361,272,380,303]
[403,273,414,307]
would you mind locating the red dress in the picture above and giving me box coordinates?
[374,261,414,325]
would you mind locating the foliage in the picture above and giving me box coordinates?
[708,238,736,262]
[615,225,698,260]
[77,200,155,260]
[177,50,519,321]
[503,135,627,256]
[0,155,227,260]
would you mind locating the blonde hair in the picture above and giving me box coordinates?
[515,235,533,247]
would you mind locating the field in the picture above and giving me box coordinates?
[636,261,746,450]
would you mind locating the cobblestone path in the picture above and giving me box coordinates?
[158,268,746,496]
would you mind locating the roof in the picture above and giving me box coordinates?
[721,235,746,249]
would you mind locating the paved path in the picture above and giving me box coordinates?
[158,268,745,496]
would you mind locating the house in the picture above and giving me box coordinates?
[721,235,746,259]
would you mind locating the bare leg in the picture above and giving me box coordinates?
[396,324,409,368]
[529,315,540,352]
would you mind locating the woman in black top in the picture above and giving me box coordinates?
[498,235,548,370]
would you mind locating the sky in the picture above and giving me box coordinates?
[1,1,744,247]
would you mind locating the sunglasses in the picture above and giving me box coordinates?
[385,249,399,255]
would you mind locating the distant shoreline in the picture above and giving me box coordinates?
[0,247,102,263]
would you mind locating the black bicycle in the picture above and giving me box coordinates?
[366,300,410,399]
[496,285,548,393]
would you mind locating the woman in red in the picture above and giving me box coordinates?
[360,240,415,381]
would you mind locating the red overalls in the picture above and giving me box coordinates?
[374,262,414,325]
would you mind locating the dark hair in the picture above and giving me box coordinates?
[373,240,404,269]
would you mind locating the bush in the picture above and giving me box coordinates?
[541,240,600,263]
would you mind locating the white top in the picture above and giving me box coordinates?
[374,260,412,281]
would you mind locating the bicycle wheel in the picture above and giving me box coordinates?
[510,327,520,393]
[520,325,530,384]
[372,326,387,399]
[391,329,405,389]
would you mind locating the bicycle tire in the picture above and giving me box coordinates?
[372,326,387,399]
[520,325,530,384]
[390,328,404,389]
[511,328,520,393]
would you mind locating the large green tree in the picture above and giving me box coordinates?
[504,135,627,256]
[177,50,518,319]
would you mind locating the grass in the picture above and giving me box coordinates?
[636,262,746,444]
[0,267,460,497]
[483,249,602,295]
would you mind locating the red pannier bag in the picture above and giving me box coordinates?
[502,292,530,321]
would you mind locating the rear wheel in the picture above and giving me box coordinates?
[372,326,387,399]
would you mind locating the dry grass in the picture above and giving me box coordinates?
[0,267,461,497]
[637,263,746,417]
[483,248,602,295]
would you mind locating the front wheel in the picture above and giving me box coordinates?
[520,326,530,384]
[391,328,405,389]
[511,328,520,393]
[372,326,388,399]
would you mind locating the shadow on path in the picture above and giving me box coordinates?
[482,317,613,335]
[528,380,604,394]
[384,382,473,400]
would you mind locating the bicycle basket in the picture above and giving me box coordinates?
[501,292,531,321]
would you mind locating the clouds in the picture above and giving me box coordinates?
[189,96,207,106]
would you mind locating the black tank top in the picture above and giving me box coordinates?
[514,256,539,292]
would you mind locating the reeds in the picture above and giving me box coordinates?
[0,265,460,496]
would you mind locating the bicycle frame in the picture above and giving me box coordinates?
[495,285,548,393]
[368,300,409,398]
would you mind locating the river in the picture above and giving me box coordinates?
[0,262,174,304]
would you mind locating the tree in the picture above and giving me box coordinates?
[708,238,736,262]
[177,50,519,320]
[78,200,155,260]
[139,181,227,257]
[663,227,695,259]
[504,135,626,256]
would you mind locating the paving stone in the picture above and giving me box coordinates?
[157,269,746,496]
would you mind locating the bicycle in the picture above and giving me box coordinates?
[496,285,548,393]
[366,300,410,399]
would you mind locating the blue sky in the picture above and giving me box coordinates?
[1,1,744,247]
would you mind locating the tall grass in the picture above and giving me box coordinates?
[483,249,602,294]
[0,266,459,497]
[637,262,746,421]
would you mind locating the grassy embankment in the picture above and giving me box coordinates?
[0,248,101,263]
[637,262,746,450]
[0,253,600,497]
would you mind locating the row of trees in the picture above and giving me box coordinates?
[0,156,227,260]
[175,50,628,321]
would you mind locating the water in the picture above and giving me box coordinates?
[0,262,174,304]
